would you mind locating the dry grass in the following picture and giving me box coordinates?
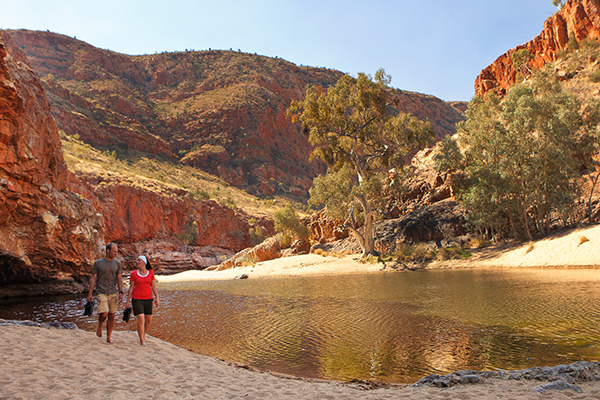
[468,236,490,249]
[525,242,535,254]
[60,134,307,218]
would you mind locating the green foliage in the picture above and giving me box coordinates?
[288,69,434,255]
[511,49,533,82]
[273,203,309,242]
[181,221,198,245]
[589,70,600,83]
[456,72,593,240]
[309,165,356,221]
[249,226,265,246]
[433,135,464,173]
[186,188,210,201]
[568,32,579,53]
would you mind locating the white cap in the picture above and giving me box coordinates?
[138,255,147,264]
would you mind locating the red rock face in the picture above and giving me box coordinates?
[69,173,275,253]
[0,32,104,296]
[475,0,600,97]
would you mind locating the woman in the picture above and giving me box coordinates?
[126,255,159,345]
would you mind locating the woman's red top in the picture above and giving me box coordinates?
[130,269,155,300]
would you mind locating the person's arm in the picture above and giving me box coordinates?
[151,278,159,307]
[126,277,135,307]
[87,274,97,303]
[117,273,124,303]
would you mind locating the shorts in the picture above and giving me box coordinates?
[132,299,153,316]
[96,293,118,314]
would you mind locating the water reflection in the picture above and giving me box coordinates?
[1,268,600,383]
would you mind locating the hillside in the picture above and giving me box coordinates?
[6,29,465,198]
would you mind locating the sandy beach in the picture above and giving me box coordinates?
[158,224,600,284]
[1,320,600,399]
[3,225,600,399]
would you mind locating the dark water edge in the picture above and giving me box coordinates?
[1,268,600,384]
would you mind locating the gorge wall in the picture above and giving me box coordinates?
[0,32,104,297]
[475,0,600,97]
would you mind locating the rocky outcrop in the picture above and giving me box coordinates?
[375,200,465,251]
[311,200,466,255]
[118,240,234,273]
[7,29,464,197]
[0,32,104,297]
[210,235,283,270]
[475,0,600,97]
[413,361,600,389]
[67,171,275,271]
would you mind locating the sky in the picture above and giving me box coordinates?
[1,0,559,101]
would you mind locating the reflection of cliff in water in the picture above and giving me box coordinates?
[2,269,600,384]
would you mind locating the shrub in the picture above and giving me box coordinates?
[273,203,309,243]
[437,246,472,261]
[249,227,265,246]
[278,233,292,248]
[589,70,600,83]
[186,188,210,201]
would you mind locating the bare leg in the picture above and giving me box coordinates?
[106,313,115,343]
[136,314,146,345]
[144,315,152,340]
[97,312,108,338]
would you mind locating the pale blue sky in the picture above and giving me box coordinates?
[2,0,558,101]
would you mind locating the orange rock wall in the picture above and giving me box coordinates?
[0,32,103,295]
[475,0,600,97]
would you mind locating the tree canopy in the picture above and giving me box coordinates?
[287,69,434,256]
[435,71,596,240]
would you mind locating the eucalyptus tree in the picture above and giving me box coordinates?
[287,69,434,256]
[439,72,591,240]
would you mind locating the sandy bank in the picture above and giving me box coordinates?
[2,320,600,399]
[158,225,600,284]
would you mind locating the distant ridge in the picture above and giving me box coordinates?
[7,29,464,197]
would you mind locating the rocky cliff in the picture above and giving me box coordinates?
[7,29,464,196]
[475,0,600,97]
[0,32,104,297]
[68,171,274,253]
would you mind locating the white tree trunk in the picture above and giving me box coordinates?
[359,195,377,257]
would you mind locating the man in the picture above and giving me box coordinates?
[87,243,124,343]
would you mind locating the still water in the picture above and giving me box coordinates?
[1,268,600,383]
